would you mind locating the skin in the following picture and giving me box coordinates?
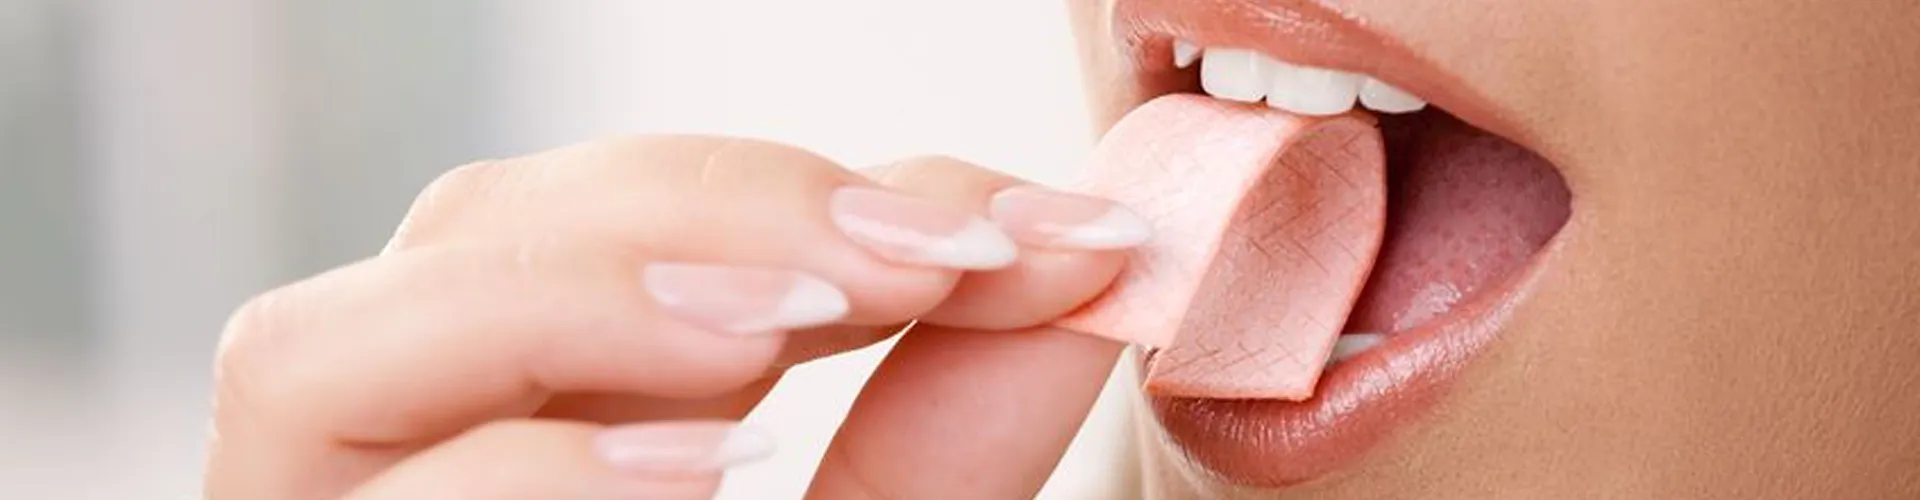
[206,140,1132,499]
[210,1,1920,498]
[1069,0,1920,498]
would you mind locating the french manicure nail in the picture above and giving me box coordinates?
[828,186,1019,270]
[594,420,775,475]
[642,263,849,335]
[989,185,1153,250]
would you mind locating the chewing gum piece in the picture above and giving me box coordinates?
[1052,94,1386,400]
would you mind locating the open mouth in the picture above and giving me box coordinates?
[1072,0,1576,487]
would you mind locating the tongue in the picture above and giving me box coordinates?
[1346,112,1571,333]
[1054,94,1387,400]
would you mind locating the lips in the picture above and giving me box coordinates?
[1112,0,1530,145]
[1072,0,1575,488]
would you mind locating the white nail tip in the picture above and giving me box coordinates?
[596,423,777,473]
[1359,78,1428,114]
[1173,40,1201,68]
[1327,333,1387,366]
[1267,60,1363,117]
[642,265,850,335]
[1049,206,1154,250]
[919,218,1020,270]
[761,274,850,332]
[712,426,778,468]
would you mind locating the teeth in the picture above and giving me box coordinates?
[1326,333,1387,366]
[1185,45,1429,116]
[1199,48,1273,103]
[1266,60,1363,116]
[1173,40,1201,69]
[1359,78,1428,114]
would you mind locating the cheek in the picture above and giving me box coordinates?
[1093,0,1920,494]
[1065,0,1146,130]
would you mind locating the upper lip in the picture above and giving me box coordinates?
[1112,0,1563,488]
[1113,0,1530,145]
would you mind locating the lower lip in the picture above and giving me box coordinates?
[1146,235,1566,486]
[1114,0,1574,482]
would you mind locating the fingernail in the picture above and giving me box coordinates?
[642,263,849,335]
[594,420,775,475]
[828,186,1019,270]
[989,185,1153,250]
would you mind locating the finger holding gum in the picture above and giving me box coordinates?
[1053,94,1387,401]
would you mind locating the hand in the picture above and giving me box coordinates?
[206,136,1149,499]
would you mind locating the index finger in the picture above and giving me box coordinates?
[206,138,1011,499]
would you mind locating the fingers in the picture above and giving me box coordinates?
[549,155,1148,427]
[390,136,986,327]
[536,377,780,424]
[383,139,1031,402]
[807,325,1123,499]
[211,136,1144,498]
[804,156,1144,498]
[208,243,810,499]
[864,156,1144,330]
[347,419,766,500]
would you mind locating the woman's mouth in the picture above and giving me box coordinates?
[1074,0,1575,488]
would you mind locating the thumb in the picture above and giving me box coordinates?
[346,420,772,500]
[806,324,1123,499]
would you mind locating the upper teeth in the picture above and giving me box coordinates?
[1173,40,1201,69]
[1184,42,1427,116]
[1359,78,1426,114]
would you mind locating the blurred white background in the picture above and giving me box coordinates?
[0,1,1135,498]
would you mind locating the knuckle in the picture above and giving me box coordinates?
[892,154,982,175]
[673,136,852,188]
[871,154,1015,195]
[872,155,959,183]
[212,287,300,417]
[393,135,860,252]
[420,160,511,214]
[216,290,281,376]
[388,159,514,249]
[576,134,824,178]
